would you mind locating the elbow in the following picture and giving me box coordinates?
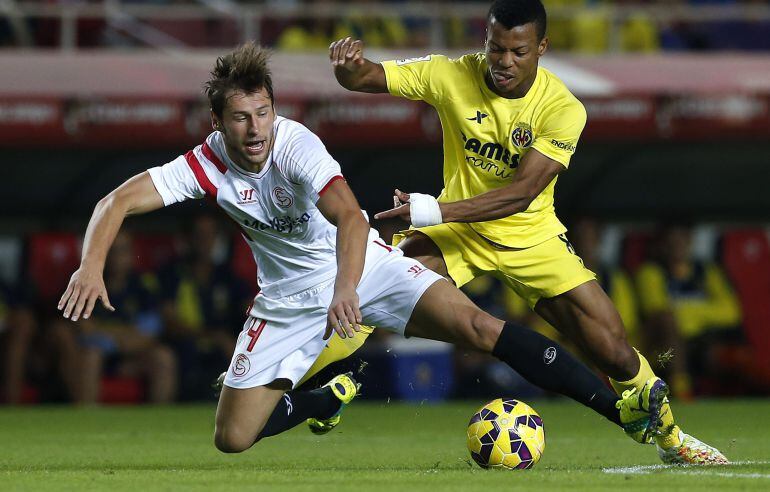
[95,193,116,213]
[98,189,133,217]
[338,209,370,230]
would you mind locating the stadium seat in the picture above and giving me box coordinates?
[620,231,653,273]
[26,232,81,303]
[20,384,39,405]
[720,229,770,386]
[100,377,144,405]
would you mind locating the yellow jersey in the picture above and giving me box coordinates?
[382,53,586,248]
[635,261,741,339]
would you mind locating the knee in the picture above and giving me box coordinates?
[465,310,504,353]
[214,425,254,454]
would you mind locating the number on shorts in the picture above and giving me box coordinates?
[246,318,267,352]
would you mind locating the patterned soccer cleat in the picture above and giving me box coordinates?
[307,372,361,435]
[616,377,670,444]
[657,430,729,465]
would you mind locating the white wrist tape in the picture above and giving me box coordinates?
[409,193,443,228]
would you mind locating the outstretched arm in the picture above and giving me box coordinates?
[316,179,371,340]
[329,37,388,93]
[375,149,564,225]
[439,150,564,223]
[58,172,165,321]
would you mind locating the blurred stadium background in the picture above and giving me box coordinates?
[1,0,770,411]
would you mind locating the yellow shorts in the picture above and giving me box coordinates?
[393,222,595,308]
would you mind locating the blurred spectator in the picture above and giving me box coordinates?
[276,4,346,52]
[158,213,251,401]
[570,5,610,53]
[1,280,79,404]
[5,0,770,52]
[338,0,410,48]
[620,12,660,52]
[635,223,743,398]
[277,0,412,50]
[71,231,176,404]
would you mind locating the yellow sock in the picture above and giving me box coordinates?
[609,349,682,449]
[298,325,374,386]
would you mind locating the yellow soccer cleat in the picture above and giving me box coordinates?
[307,372,361,435]
[657,430,729,465]
[616,377,670,444]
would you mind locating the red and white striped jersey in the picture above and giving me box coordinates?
[148,116,379,298]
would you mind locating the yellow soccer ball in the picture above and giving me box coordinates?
[466,398,546,469]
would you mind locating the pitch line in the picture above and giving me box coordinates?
[602,461,770,479]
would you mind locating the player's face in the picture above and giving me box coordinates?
[484,18,548,98]
[215,87,275,172]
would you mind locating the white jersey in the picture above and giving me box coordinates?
[148,116,378,298]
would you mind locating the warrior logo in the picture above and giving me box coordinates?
[238,188,258,204]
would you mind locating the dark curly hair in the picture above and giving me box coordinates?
[488,0,547,41]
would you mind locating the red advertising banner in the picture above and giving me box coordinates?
[2,93,769,148]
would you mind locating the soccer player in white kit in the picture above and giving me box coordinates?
[59,43,661,455]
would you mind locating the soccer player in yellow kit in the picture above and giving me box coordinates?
[322,0,727,464]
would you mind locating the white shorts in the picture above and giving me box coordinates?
[224,240,444,390]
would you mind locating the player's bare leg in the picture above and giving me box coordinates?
[215,380,291,453]
[533,280,638,380]
[535,282,728,463]
[396,232,452,280]
[214,375,359,453]
[404,280,624,426]
[297,231,449,386]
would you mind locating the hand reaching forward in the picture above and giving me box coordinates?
[329,37,365,70]
[58,267,115,321]
[374,189,412,222]
[324,285,363,340]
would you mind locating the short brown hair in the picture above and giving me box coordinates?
[204,42,274,117]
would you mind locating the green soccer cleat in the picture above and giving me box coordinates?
[616,377,670,444]
[657,430,729,465]
[307,372,362,435]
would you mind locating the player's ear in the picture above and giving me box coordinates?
[538,36,549,57]
[211,110,222,131]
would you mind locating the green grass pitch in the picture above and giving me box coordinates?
[1,400,768,491]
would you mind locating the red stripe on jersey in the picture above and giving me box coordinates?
[184,150,218,198]
[202,143,227,174]
[318,175,345,196]
[374,239,393,252]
